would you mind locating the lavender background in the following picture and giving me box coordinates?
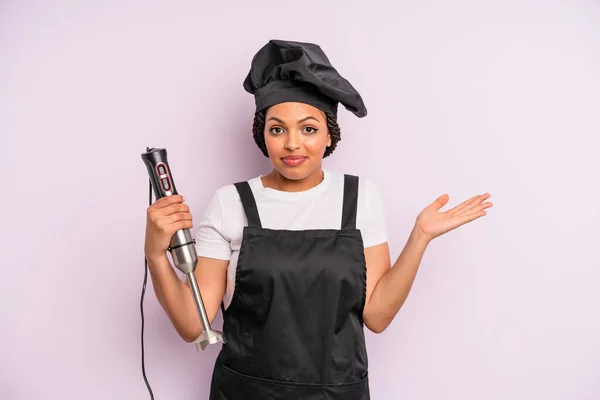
[2,0,599,399]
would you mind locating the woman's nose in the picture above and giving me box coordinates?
[284,131,301,151]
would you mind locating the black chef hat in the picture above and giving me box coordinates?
[243,39,367,118]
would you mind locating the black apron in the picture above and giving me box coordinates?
[209,174,370,400]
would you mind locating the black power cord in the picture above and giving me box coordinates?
[141,176,155,399]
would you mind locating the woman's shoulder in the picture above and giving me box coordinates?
[330,170,382,195]
[209,175,263,205]
[331,171,384,214]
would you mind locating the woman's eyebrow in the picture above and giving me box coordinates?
[267,116,320,124]
[267,116,286,124]
[298,116,320,123]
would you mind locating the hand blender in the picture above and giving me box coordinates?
[141,147,226,351]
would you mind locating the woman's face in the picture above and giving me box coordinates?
[263,102,332,181]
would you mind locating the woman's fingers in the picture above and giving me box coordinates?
[448,193,491,217]
[453,201,493,225]
[169,212,193,224]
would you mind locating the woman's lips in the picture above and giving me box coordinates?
[281,156,307,166]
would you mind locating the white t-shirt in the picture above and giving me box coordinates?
[193,169,388,310]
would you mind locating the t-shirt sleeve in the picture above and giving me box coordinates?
[194,191,232,261]
[359,180,388,248]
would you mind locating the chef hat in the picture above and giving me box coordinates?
[242,39,367,118]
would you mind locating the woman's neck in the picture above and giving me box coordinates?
[261,167,324,192]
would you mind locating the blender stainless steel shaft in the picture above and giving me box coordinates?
[141,147,226,351]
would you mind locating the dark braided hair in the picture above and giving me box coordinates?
[252,110,342,158]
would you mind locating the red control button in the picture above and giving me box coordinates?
[161,178,171,191]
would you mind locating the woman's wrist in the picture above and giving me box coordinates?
[410,224,431,248]
[145,250,168,266]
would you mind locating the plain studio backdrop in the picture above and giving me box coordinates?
[1,0,599,399]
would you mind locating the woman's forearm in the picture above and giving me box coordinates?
[146,254,201,341]
[364,226,430,333]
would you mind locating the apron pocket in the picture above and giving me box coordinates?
[216,363,369,400]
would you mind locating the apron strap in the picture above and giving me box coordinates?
[234,181,263,228]
[341,174,359,230]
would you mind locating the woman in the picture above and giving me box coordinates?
[144,39,493,399]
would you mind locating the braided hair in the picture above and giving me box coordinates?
[252,110,342,158]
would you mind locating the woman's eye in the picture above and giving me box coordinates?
[270,127,284,135]
[304,127,318,134]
